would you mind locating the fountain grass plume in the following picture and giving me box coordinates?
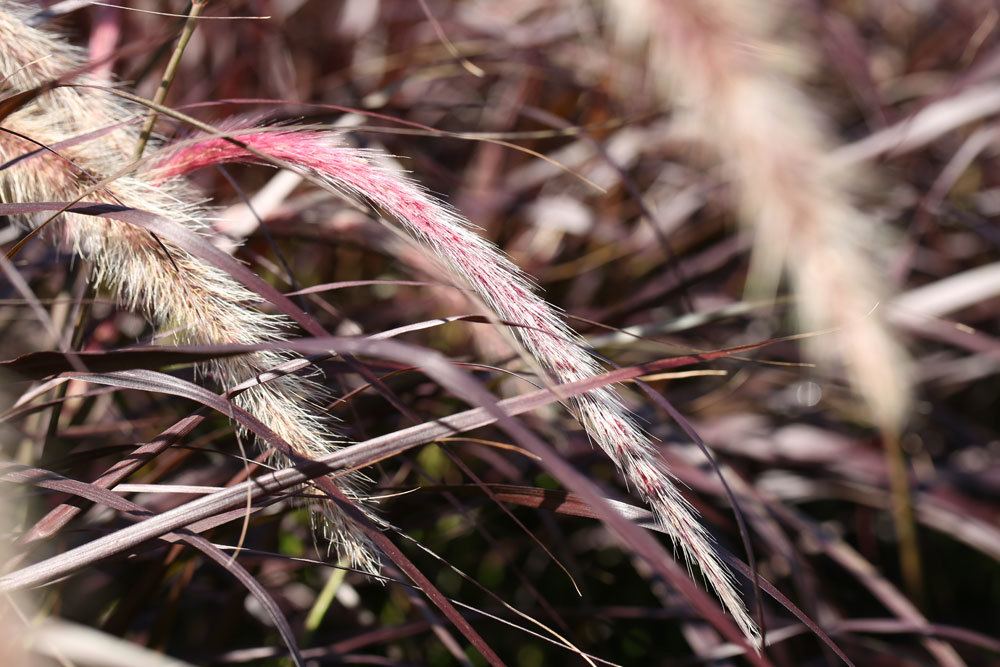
[0,1,378,571]
[605,0,912,434]
[151,126,762,645]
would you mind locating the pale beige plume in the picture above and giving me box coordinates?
[606,0,911,433]
[0,2,379,571]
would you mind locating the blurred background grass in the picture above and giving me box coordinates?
[2,1,999,665]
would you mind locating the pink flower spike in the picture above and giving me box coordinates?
[151,127,761,646]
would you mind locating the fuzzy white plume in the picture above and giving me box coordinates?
[0,2,378,571]
[605,0,912,434]
[153,128,761,645]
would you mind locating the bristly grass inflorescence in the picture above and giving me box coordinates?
[606,0,912,435]
[0,0,378,572]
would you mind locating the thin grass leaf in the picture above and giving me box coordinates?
[1,463,305,667]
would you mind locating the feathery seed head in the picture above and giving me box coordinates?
[0,2,378,572]
[152,127,761,645]
[604,0,912,435]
